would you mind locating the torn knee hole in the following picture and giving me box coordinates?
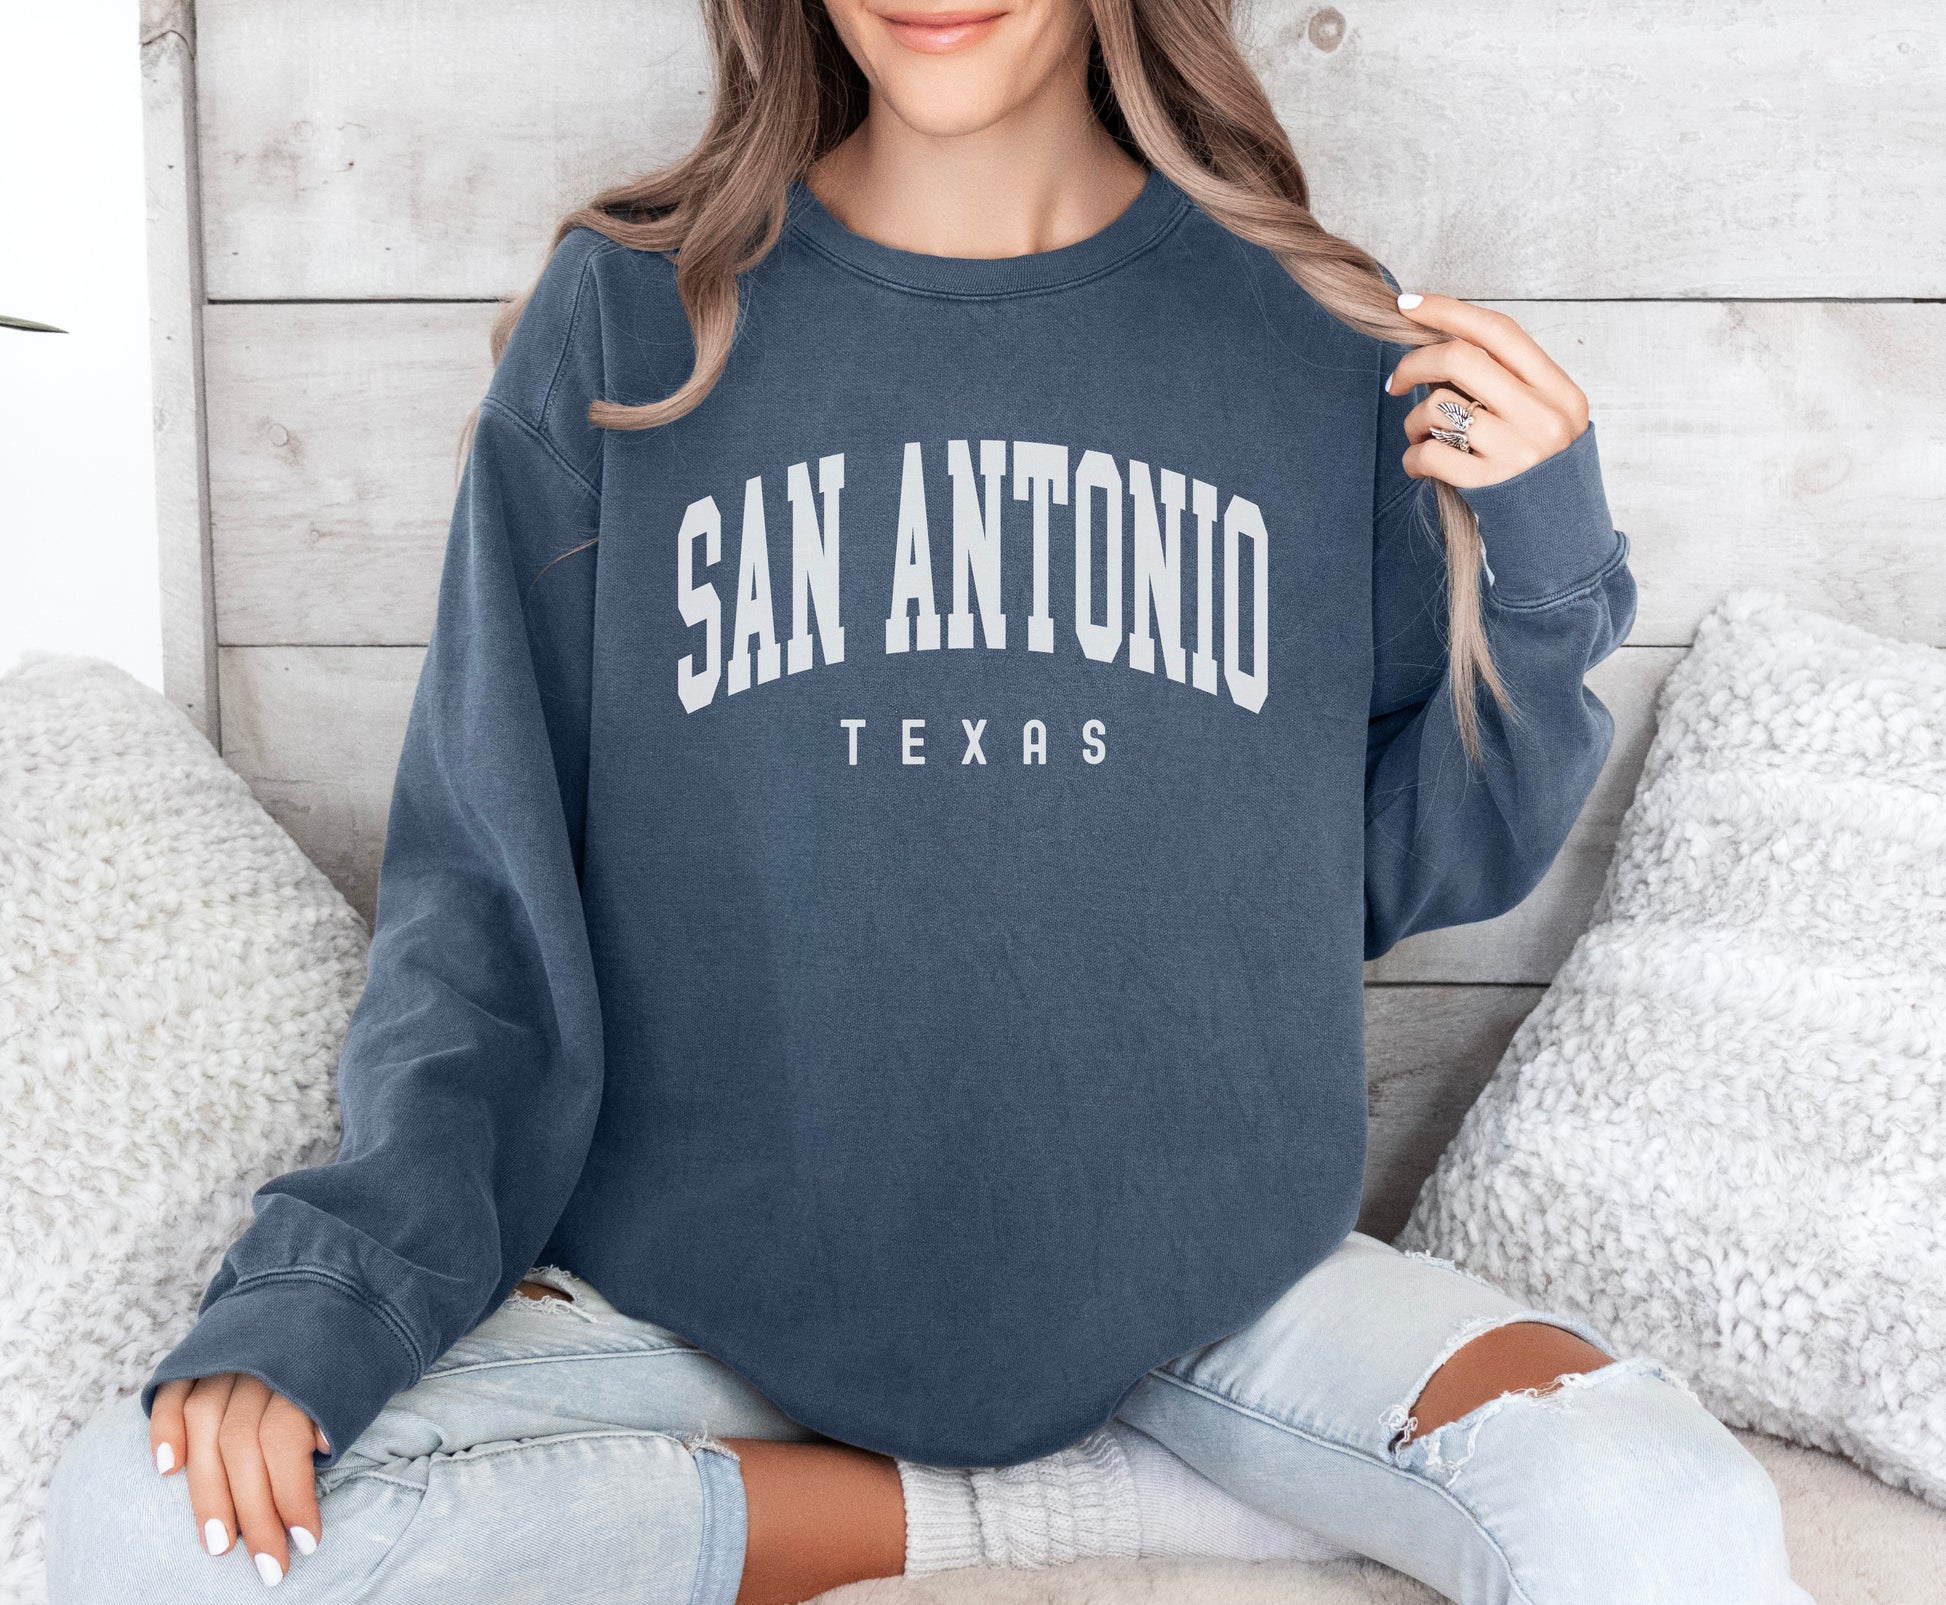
[1389,1318,1615,1451]
[511,1265,587,1310]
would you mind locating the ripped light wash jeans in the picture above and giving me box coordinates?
[46,1230,1810,1605]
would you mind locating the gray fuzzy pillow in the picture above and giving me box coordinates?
[1399,589,1946,1508]
[0,656,368,1603]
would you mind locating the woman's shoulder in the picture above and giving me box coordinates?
[551,222,684,305]
[1166,190,1401,368]
[492,226,680,396]
[484,224,687,475]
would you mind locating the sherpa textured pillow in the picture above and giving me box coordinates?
[1399,587,1946,1508]
[0,654,368,1603]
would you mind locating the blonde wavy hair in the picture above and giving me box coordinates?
[490,0,1515,759]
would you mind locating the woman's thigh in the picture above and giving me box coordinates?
[46,1266,807,1604]
[1115,1231,1809,1605]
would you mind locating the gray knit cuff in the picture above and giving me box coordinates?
[898,1461,985,1575]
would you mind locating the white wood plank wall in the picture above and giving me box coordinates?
[171,0,1946,1235]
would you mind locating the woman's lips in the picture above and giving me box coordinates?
[879,8,1006,52]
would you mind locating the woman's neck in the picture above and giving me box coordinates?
[805,88,1148,260]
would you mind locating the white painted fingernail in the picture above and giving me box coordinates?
[1385,365,1398,390]
[154,1442,174,1474]
[253,1551,284,1587]
[288,1525,317,1556]
[1398,291,1424,309]
[203,1518,230,1556]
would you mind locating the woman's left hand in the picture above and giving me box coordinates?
[1383,292,1590,489]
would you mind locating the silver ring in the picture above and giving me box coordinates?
[1429,398,1477,454]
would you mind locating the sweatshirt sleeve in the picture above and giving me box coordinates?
[1363,330,1639,962]
[141,234,613,1467]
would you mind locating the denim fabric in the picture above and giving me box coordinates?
[50,1271,781,1605]
[52,1235,1808,1604]
[1116,1232,1812,1605]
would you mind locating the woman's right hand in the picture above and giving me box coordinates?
[150,1374,329,1586]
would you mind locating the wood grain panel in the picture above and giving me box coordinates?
[144,0,218,742]
[218,645,420,918]
[216,643,1668,983]
[1358,984,1545,1242]
[196,0,1946,300]
[206,303,494,646]
[198,0,711,301]
[1250,0,1946,301]
[206,299,1946,649]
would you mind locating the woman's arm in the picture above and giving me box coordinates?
[139,231,615,1571]
[1364,292,1639,959]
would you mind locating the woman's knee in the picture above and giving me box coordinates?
[1580,1362,1788,1529]
[48,1394,156,1531]
[1394,1356,1802,1602]
[1591,1368,1799,1594]
[45,1393,185,1599]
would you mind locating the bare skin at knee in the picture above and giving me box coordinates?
[726,1438,906,1605]
[1398,1321,1614,1446]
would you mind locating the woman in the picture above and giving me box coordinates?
[47,0,1809,1600]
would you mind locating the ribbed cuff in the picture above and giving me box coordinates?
[1456,419,1625,606]
[899,1461,986,1575]
[900,1429,1143,1575]
[142,1271,423,1470]
[973,1426,1142,1569]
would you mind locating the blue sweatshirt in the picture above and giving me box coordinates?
[146,167,1637,1469]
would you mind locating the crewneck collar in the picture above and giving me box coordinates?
[783,166,1190,299]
